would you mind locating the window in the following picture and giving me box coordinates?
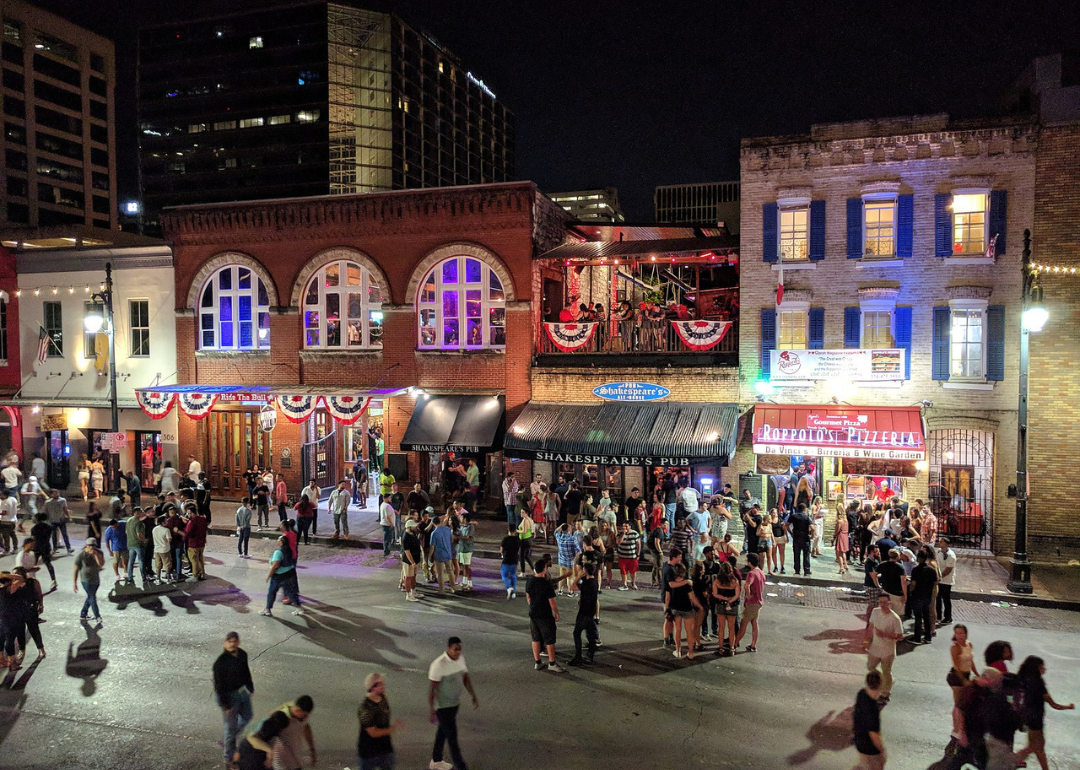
[188,123,206,133]
[776,310,807,349]
[296,110,319,123]
[863,199,896,258]
[952,193,987,255]
[4,20,21,41]
[778,206,808,261]
[239,117,263,128]
[249,36,263,49]
[43,301,62,356]
[302,260,383,349]
[417,256,505,350]
[130,299,150,356]
[83,301,103,358]
[213,120,236,131]
[862,310,894,347]
[90,52,105,73]
[198,265,270,351]
[268,114,290,125]
[35,33,78,63]
[950,308,984,379]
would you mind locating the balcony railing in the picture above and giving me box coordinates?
[537,318,738,356]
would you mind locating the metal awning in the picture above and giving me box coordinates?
[539,236,738,262]
[400,395,505,453]
[503,401,740,465]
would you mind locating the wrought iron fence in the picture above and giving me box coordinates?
[928,428,994,551]
[537,319,738,356]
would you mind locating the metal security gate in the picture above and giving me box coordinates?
[928,429,994,551]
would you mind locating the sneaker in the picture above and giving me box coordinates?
[291,608,304,616]
[259,609,273,617]
[94,617,103,625]
[406,593,420,602]
[567,657,584,666]
[547,662,566,673]
[617,585,629,591]
[746,645,757,652]
[429,762,454,770]
[510,589,517,599]
[533,660,546,671]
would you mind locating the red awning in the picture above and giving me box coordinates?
[752,404,925,461]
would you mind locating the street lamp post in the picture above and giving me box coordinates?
[1009,229,1045,594]
[84,262,118,434]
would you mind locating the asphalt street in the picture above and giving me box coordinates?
[0,534,1077,770]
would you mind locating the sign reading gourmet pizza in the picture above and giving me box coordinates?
[751,404,926,461]
[770,348,904,381]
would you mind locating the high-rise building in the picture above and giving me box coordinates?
[0,0,116,230]
[138,1,515,233]
[655,181,740,233]
[548,187,624,223]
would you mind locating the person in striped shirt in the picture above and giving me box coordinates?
[615,522,641,590]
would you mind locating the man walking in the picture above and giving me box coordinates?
[235,498,252,558]
[358,673,403,770]
[568,562,600,666]
[213,631,254,768]
[865,593,904,705]
[430,514,455,594]
[428,636,479,770]
[125,507,148,584]
[788,503,813,576]
[401,519,423,602]
[907,550,938,645]
[329,480,351,540]
[853,671,887,768]
[735,552,766,652]
[43,488,73,555]
[272,695,317,770]
[935,536,957,625]
[526,558,565,672]
[501,471,519,528]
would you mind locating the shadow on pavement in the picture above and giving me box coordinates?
[803,624,867,655]
[786,706,855,765]
[66,620,107,696]
[106,579,253,617]
[272,599,417,667]
[0,660,42,748]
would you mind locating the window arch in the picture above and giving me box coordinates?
[417,255,505,350]
[302,260,384,348]
[199,265,271,350]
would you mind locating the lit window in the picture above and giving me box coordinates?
[239,117,264,128]
[213,120,237,131]
[950,308,984,378]
[296,110,319,123]
[167,162,185,173]
[863,199,896,258]
[303,260,383,349]
[438,61,444,73]
[0,298,7,363]
[3,20,21,41]
[778,207,808,261]
[130,299,150,356]
[952,193,987,255]
[862,310,894,347]
[268,114,290,125]
[198,266,271,351]
[776,310,807,349]
[249,36,263,49]
[43,301,63,356]
[188,123,206,133]
[417,256,506,350]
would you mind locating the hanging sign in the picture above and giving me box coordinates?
[592,382,671,402]
[770,348,905,382]
[259,404,277,433]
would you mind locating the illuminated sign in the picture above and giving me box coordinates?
[467,71,496,99]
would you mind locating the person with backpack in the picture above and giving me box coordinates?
[260,535,302,617]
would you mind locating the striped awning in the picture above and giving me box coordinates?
[503,401,740,465]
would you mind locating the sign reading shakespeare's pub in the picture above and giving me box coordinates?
[532,452,692,466]
[408,444,483,453]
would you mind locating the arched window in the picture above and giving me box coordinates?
[417,255,505,350]
[303,260,383,348]
[199,265,271,350]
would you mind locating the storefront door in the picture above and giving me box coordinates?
[303,409,335,490]
[135,431,162,489]
[46,430,69,490]
[204,410,272,497]
[88,429,120,493]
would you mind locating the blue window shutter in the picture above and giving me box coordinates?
[894,307,913,380]
[761,308,776,376]
[846,198,863,259]
[808,308,825,349]
[762,202,778,263]
[844,307,861,348]
[989,190,1007,255]
[935,193,952,257]
[809,200,826,261]
[932,306,950,380]
[987,305,1005,381]
[896,194,914,258]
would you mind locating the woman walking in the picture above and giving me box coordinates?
[665,564,702,659]
[947,624,978,704]
[810,496,825,557]
[1016,656,1075,770]
[771,508,788,575]
[86,501,103,542]
[833,509,850,576]
[711,561,741,656]
[90,457,105,499]
[73,538,105,622]
[516,508,534,578]
[13,566,44,661]
[77,454,91,500]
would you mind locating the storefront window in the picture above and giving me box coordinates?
[777,310,807,349]
[303,259,383,349]
[199,265,271,350]
[417,256,505,350]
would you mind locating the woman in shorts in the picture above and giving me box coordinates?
[757,511,774,571]
[665,564,703,659]
[711,561,742,656]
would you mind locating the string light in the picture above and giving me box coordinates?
[1031,263,1080,275]
[14,281,112,296]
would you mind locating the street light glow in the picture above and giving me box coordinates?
[1022,304,1049,332]
[84,309,105,333]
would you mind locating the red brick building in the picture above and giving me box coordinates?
[149,182,567,498]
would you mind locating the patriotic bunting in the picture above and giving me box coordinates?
[324,395,371,425]
[176,391,219,420]
[135,390,177,420]
[276,394,319,423]
[543,322,598,352]
[670,320,732,351]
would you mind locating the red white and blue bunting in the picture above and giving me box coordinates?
[670,320,732,351]
[276,394,319,424]
[543,322,598,352]
[135,390,177,420]
[324,395,371,425]
[176,391,219,420]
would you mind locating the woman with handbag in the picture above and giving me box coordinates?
[711,561,742,656]
[947,624,978,703]
[833,510,850,576]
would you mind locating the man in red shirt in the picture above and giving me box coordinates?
[735,552,766,652]
[274,474,289,524]
[185,509,209,580]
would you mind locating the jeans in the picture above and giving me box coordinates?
[792,537,811,574]
[433,705,468,770]
[237,526,250,555]
[911,597,933,642]
[298,517,312,545]
[505,503,518,528]
[359,754,396,770]
[0,521,15,551]
[334,512,349,536]
[80,580,101,619]
[52,521,71,551]
[500,563,517,592]
[172,544,186,576]
[256,505,269,528]
[937,584,953,622]
[310,510,318,536]
[664,503,676,530]
[222,688,253,762]
[277,503,287,523]
[518,538,532,574]
[706,600,719,635]
[573,615,599,659]
[382,525,395,557]
[126,546,145,582]
[267,570,300,610]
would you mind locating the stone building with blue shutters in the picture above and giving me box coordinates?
[733,113,1035,555]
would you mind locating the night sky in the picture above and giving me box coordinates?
[32,0,1080,220]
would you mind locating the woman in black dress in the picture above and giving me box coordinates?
[0,570,26,670]
[665,564,703,659]
[1016,656,1076,770]
[86,501,103,542]
[13,566,44,661]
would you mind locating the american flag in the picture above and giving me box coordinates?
[36,326,49,365]
[983,233,999,259]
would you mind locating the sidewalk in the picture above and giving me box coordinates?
[59,495,1080,610]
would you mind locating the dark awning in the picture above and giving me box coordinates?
[400,395,505,453]
[503,402,740,465]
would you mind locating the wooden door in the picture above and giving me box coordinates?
[205,410,271,497]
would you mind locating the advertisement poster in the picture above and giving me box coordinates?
[771,348,904,381]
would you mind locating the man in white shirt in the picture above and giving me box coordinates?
[186,454,202,483]
[152,516,173,582]
[865,593,904,704]
[379,494,396,558]
[679,483,700,519]
[30,454,46,482]
[0,488,18,553]
[328,481,350,539]
[1,462,22,496]
[428,636,479,770]
[935,536,958,625]
[159,461,180,494]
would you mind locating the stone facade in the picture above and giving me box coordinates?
[738,116,1036,556]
